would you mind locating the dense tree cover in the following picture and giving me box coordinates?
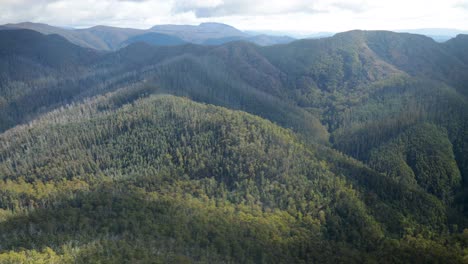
[0,29,468,262]
[369,123,461,202]
[330,77,468,212]
[0,93,466,262]
[119,32,187,48]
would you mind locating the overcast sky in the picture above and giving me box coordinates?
[1,0,468,34]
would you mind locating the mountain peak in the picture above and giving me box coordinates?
[149,22,247,43]
[5,21,49,27]
[199,22,236,28]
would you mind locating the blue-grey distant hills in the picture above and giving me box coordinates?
[202,34,295,46]
[150,22,247,43]
[2,22,144,50]
[1,22,296,50]
[396,28,468,42]
[119,32,187,48]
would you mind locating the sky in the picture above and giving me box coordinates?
[1,0,468,34]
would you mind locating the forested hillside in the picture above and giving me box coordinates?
[0,92,465,263]
[0,28,467,263]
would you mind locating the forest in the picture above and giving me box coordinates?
[0,28,467,263]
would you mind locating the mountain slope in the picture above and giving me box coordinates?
[358,30,468,95]
[0,29,97,68]
[0,29,102,131]
[444,34,468,66]
[0,91,464,262]
[3,22,144,50]
[258,32,468,200]
[1,22,294,50]
[151,22,247,43]
[369,123,461,201]
[2,29,468,169]
[247,34,295,46]
[202,35,295,46]
[1,24,468,262]
[74,25,144,50]
[2,29,467,142]
[2,22,96,49]
[119,32,187,48]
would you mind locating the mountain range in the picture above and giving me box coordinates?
[1,22,295,50]
[396,28,468,42]
[0,25,467,263]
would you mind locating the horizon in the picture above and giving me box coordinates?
[4,21,468,39]
[1,0,468,35]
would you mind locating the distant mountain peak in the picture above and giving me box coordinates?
[1,21,292,48]
[6,21,48,27]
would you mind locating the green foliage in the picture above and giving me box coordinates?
[0,93,465,262]
[369,124,461,202]
[1,29,468,262]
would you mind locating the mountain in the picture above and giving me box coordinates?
[397,28,468,42]
[2,22,97,48]
[246,34,295,46]
[306,32,336,39]
[74,25,144,50]
[0,29,98,67]
[357,30,468,95]
[3,22,144,50]
[1,22,294,50]
[0,92,462,263]
[201,35,245,45]
[202,35,295,46]
[0,29,103,131]
[118,32,187,48]
[444,34,468,65]
[245,30,335,40]
[150,22,247,43]
[0,28,467,262]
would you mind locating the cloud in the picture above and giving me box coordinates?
[116,0,149,2]
[0,0,467,32]
[332,1,368,13]
[454,0,468,10]
[170,0,378,18]
[172,0,323,17]
[0,0,175,28]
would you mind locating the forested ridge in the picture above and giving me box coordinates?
[0,28,467,263]
[1,22,294,50]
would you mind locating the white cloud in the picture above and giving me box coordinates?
[455,0,468,10]
[0,0,467,32]
[171,0,322,17]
